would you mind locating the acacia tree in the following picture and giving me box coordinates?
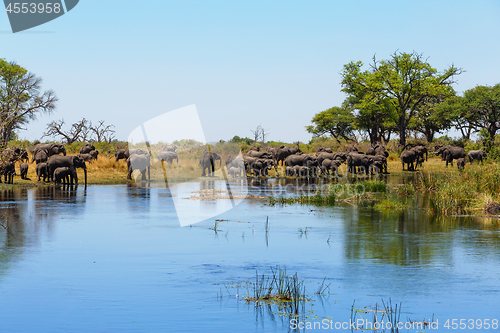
[408,96,453,142]
[341,51,462,147]
[462,84,500,146]
[306,106,355,143]
[0,59,57,147]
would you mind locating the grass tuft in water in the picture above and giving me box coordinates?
[244,265,307,316]
[373,198,409,210]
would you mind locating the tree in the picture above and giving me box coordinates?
[462,84,500,147]
[408,96,453,142]
[0,59,57,147]
[43,118,90,144]
[90,120,115,142]
[306,106,355,143]
[341,51,463,147]
[345,95,398,145]
[250,125,263,143]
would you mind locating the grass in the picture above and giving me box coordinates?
[373,198,409,210]
[243,265,307,317]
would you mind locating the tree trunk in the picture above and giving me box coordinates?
[399,117,406,148]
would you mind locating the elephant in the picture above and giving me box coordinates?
[159,145,177,152]
[457,158,465,171]
[47,155,87,186]
[31,143,66,163]
[400,149,417,171]
[247,158,276,177]
[436,146,466,167]
[158,151,178,164]
[89,150,99,159]
[316,147,333,153]
[285,166,297,177]
[467,150,487,164]
[369,160,385,174]
[316,152,348,167]
[54,167,75,185]
[366,144,389,158]
[36,162,48,182]
[284,153,317,167]
[245,149,273,159]
[77,153,97,162]
[34,150,48,164]
[274,146,301,165]
[294,165,312,178]
[321,158,343,176]
[416,157,424,168]
[79,143,96,154]
[413,145,428,161]
[225,155,244,169]
[228,166,243,178]
[347,153,373,174]
[200,152,222,177]
[127,154,151,181]
[20,163,28,180]
[0,161,15,184]
[370,155,388,174]
[115,148,149,162]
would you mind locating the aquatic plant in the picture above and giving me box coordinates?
[244,265,307,316]
[297,227,308,235]
[373,198,408,210]
[315,277,330,296]
[360,180,387,192]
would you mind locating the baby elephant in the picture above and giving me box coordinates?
[36,162,48,182]
[20,163,29,180]
[457,158,465,171]
[54,167,74,185]
[228,166,242,178]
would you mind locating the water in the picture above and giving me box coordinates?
[0,180,499,332]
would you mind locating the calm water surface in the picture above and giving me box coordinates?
[0,179,499,332]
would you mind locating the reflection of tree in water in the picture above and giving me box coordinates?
[0,187,86,277]
[342,204,500,265]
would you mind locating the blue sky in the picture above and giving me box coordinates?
[2,0,500,143]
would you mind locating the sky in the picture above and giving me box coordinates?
[2,0,500,144]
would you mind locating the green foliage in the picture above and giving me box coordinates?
[0,59,58,147]
[373,198,408,209]
[360,180,387,192]
[306,106,355,142]
[341,51,462,146]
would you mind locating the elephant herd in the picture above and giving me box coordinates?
[213,144,390,179]
[0,143,88,186]
[400,144,487,171]
[434,145,487,168]
[31,143,88,186]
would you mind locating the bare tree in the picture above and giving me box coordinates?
[43,118,90,144]
[260,126,270,143]
[250,125,263,143]
[90,120,115,142]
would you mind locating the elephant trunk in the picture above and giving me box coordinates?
[84,168,87,187]
[176,155,178,163]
